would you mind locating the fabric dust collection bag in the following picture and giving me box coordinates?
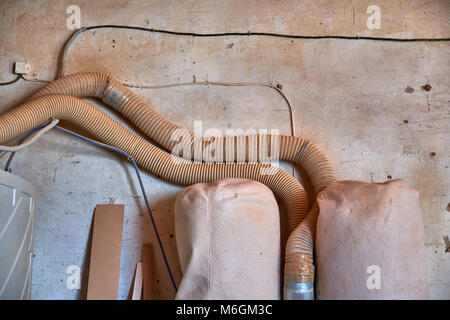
[316,179,429,299]
[174,178,281,299]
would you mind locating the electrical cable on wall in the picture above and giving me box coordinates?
[0,74,21,86]
[58,24,450,78]
[21,75,51,83]
[54,24,450,135]
[124,80,296,136]
[0,74,50,85]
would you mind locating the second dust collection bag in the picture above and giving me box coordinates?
[316,180,429,299]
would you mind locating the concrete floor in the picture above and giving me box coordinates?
[0,0,448,299]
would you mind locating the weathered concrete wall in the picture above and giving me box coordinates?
[0,0,448,299]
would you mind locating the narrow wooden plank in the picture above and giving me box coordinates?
[86,204,124,300]
[131,262,143,300]
[142,244,152,300]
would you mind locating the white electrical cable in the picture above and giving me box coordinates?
[0,118,59,152]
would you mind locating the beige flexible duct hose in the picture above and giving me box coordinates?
[28,73,335,193]
[25,72,336,298]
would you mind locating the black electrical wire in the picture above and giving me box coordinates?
[0,74,21,86]
[76,25,450,41]
[58,24,450,77]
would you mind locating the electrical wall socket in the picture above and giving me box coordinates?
[14,62,29,74]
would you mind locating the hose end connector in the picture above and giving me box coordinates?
[283,252,315,300]
[102,78,131,111]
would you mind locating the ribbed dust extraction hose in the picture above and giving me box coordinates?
[17,72,336,299]
[28,74,334,189]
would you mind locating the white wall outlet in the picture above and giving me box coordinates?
[14,62,29,74]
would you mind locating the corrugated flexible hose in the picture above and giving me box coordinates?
[14,72,336,299]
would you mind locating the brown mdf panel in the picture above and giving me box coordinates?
[86,204,124,300]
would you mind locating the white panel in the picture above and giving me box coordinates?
[0,170,36,300]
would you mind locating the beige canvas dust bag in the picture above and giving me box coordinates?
[316,180,429,299]
[174,178,281,299]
